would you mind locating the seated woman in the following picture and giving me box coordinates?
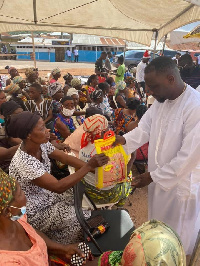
[98,220,186,265]
[49,68,61,84]
[86,74,99,94]
[7,111,109,245]
[71,78,91,109]
[5,83,26,110]
[63,72,73,96]
[67,88,85,127]
[48,81,64,117]
[115,81,128,109]
[125,76,139,99]
[53,96,76,142]
[79,114,131,206]
[113,97,140,135]
[0,169,88,266]
[98,82,112,119]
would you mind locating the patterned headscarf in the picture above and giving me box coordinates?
[125,76,135,86]
[98,220,186,266]
[0,168,16,214]
[67,88,79,97]
[116,81,126,91]
[8,67,16,74]
[13,76,24,84]
[51,68,61,76]
[91,90,103,101]
[48,82,63,97]
[25,68,37,79]
[81,114,108,148]
[5,83,20,95]
[71,78,81,88]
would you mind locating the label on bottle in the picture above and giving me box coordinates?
[98,224,106,234]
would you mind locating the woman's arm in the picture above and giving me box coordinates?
[55,118,71,139]
[116,95,127,108]
[36,229,84,259]
[0,145,19,160]
[32,154,109,193]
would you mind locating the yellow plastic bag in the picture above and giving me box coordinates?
[94,130,129,189]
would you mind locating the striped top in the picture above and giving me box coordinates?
[24,99,52,120]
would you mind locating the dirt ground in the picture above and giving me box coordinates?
[0,59,148,228]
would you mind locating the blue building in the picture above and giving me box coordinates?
[11,34,126,63]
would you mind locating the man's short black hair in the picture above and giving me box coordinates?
[101,51,107,56]
[145,56,178,74]
[30,83,42,92]
[118,55,124,64]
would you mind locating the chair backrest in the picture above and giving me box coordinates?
[73,182,103,253]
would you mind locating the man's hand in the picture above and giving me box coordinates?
[112,135,126,147]
[132,172,153,188]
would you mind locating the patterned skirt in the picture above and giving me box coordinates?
[83,181,132,207]
[27,189,90,245]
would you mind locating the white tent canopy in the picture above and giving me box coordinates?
[0,0,199,46]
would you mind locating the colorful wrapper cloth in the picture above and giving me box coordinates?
[0,168,16,214]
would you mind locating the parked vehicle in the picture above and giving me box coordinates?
[113,49,178,70]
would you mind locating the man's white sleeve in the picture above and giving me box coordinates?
[123,106,152,155]
[136,63,144,83]
[151,119,200,191]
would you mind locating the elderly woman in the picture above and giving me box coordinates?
[115,81,128,109]
[0,168,90,265]
[48,82,64,117]
[5,83,26,110]
[71,78,90,109]
[50,68,61,84]
[79,114,131,206]
[125,76,139,99]
[7,111,109,245]
[98,220,186,265]
[67,88,85,127]
[113,97,140,136]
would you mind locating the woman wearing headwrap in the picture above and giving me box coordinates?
[98,220,186,266]
[6,67,19,86]
[125,76,139,99]
[48,82,64,117]
[5,83,26,110]
[79,114,131,206]
[71,78,91,109]
[8,111,109,245]
[50,68,61,84]
[67,88,85,127]
[115,81,128,108]
[63,72,73,95]
[0,168,89,265]
[13,75,29,101]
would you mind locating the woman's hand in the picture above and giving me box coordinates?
[61,243,85,260]
[132,172,153,188]
[87,153,109,169]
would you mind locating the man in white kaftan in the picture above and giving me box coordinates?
[114,56,200,255]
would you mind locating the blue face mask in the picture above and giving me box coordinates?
[9,206,26,221]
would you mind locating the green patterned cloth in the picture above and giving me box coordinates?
[0,168,16,213]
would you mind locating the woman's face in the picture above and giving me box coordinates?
[28,118,50,144]
[62,100,74,110]
[75,84,82,91]
[108,86,116,96]
[91,76,99,87]
[71,94,79,107]
[53,89,64,101]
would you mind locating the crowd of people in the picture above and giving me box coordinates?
[0,49,200,265]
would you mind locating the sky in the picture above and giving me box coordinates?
[178,21,200,31]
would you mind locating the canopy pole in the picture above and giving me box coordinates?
[161,34,167,56]
[153,30,158,59]
[124,41,126,65]
[31,32,37,69]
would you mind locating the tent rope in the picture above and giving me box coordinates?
[39,0,99,22]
